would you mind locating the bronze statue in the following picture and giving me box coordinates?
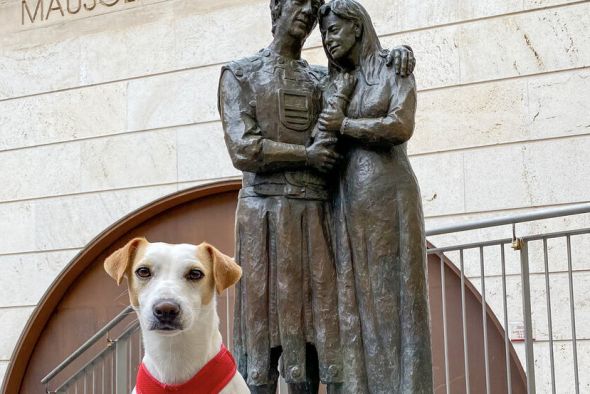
[218,0,418,392]
[317,1,433,393]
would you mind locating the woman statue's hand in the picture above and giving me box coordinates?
[318,107,346,132]
[333,72,357,98]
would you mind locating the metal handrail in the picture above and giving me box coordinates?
[426,203,590,236]
[41,306,134,384]
[53,321,141,393]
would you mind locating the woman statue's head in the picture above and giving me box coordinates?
[319,0,383,74]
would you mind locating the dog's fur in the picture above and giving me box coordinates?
[104,237,249,393]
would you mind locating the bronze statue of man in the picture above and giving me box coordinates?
[218,1,415,392]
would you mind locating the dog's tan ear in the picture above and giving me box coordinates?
[104,237,147,285]
[204,243,242,295]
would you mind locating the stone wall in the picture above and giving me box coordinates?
[0,0,588,390]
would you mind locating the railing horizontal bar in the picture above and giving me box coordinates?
[426,203,590,236]
[42,306,134,384]
[428,239,511,254]
[427,229,590,255]
[522,228,590,242]
[53,346,111,393]
[54,321,140,392]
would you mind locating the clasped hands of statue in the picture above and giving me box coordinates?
[305,47,416,174]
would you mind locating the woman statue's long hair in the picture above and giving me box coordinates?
[319,0,387,85]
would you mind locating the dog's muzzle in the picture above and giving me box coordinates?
[151,299,183,331]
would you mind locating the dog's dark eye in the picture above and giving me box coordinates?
[186,269,204,281]
[135,267,152,279]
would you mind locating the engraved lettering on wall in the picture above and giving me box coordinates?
[21,0,135,25]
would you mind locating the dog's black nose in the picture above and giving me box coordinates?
[153,300,181,323]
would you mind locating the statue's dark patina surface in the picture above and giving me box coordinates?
[218,1,428,393]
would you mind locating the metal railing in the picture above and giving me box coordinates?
[426,203,590,394]
[41,203,590,393]
[41,307,141,394]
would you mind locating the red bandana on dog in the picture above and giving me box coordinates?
[135,344,237,394]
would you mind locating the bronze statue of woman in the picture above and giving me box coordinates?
[316,1,433,392]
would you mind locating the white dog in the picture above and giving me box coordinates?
[104,237,249,393]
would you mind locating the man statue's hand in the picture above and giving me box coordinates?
[318,107,346,133]
[386,45,416,77]
[306,140,340,173]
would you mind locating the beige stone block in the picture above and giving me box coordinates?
[126,67,220,131]
[412,78,529,155]
[0,83,127,151]
[0,142,82,201]
[80,18,176,85]
[463,144,533,212]
[34,184,176,251]
[458,3,590,84]
[174,1,271,70]
[528,69,590,141]
[413,68,590,155]
[79,130,177,191]
[0,250,78,308]
[177,123,240,183]
[524,137,590,207]
[368,0,522,34]
[524,0,582,9]
[463,136,590,214]
[410,152,465,217]
[0,307,34,360]
[0,202,35,255]
[0,37,81,100]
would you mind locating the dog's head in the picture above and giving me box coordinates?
[104,238,241,335]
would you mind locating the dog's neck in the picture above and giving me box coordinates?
[140,300,222,385]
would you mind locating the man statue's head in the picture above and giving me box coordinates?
[270,0,324,41]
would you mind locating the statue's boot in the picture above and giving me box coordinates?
[248,383,278,394]
[326,383,344,394]
[288,381,320,394]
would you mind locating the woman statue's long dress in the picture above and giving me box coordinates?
[317,1,433,393]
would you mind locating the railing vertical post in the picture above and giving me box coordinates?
[480,247,491,394]
[566,236,580,394]
[441,254,451,394]
[115,337,129,394]
[459,250,471,394]
[519,241,536,394]
[542,238,556,394]
[501,244,513,394]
